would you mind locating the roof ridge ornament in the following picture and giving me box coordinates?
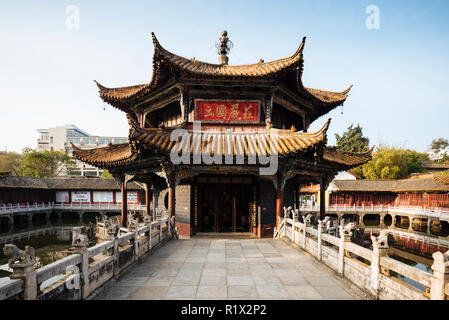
[216,30,233,65]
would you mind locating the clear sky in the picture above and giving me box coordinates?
[0,0,448,153]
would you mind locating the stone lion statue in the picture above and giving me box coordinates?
[127,214,139,232]
[96,215,121,238]
[72,227,89,247]
[343,222,355,237]
[303,213,313,224]
[370,229,389,249]
[143,212,152,225]
[3,244,36,267]
[283,206,292,219]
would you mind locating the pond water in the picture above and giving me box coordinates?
[0,215,101,288]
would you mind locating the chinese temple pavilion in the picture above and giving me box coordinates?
[73,31,372,238]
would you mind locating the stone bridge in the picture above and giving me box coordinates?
[2,214,449,300]
[93,238,364,300]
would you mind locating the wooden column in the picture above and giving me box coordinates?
[145,183,152,215]
[276,172,283,229]
[303,115,310,133]
[168,169,176,218]
[121,179,128,227]
[252,185,257,235]
[320,175,326,220]
[232,197,237,232]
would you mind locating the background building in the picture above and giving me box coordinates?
[37,125,127,177]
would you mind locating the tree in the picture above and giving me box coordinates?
[17,148,76,178]
[362,146,426,180]
[438,152,449,164]
[101,170,113,178]
[335,124,370,153]
[430,138,449,153]
[0,152,22,174]
[404,150,428,174]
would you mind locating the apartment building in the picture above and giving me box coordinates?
[37,125,127,177]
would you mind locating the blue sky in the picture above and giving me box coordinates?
[0,0,448,153]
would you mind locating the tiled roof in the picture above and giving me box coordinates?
[434,175,449,185]
[331,177,449,193]
[94,33,351,109]
[73,119,332,167]
[323,147,373,168]
[420,160,449,170]
[151,33,305,78]
[131,119,331,160]
[0,171,11,179]
[72,143,137,167]
[0,176,143,190]
[0,176,48,189]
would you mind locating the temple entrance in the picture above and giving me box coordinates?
[197,176,254,233]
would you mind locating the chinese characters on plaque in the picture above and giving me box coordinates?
[195,100,260,123]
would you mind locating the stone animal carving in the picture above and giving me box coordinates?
[342,222,355,237]
[3,244,36,267]
[370,229,390,249]
[283,206,292,219]
[350,225,369,248]
[96,215,120,238]
[292,209,299,221]
[432,250,449,272]
[143,212,152,225]
[72,227,89,247]
[303,213,313,224]
[86,222,97,245]
[127,214,139,231]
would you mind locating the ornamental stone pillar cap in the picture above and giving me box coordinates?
[3,244,36,279]
[431,251,449,273]
[303,213,313,224]
[370,229,389,249]
[72,227,89,251]
[342,222,355,237]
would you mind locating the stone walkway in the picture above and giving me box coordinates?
[94,238,365,300]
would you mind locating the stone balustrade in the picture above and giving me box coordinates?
[0,217,174,300]
[279,216,449,300]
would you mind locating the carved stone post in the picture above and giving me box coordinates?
[302,214,311,250]
[3,244,37,300]
[159,220,163,243]
[292,209,299,243]
[112,232,120,279]
[71,227,89,299]
[370,230,389,299]
[127,215,140,264]
[317,217,328,261]
[283,206,291,238]
[430,251,449,300]
[338,222,352,275]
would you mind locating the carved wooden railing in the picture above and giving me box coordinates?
[281,216,449,300]
[0,217,172,300]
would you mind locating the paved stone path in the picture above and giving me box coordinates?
[94,239,366,300]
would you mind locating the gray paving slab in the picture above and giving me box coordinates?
[94,238,367,300]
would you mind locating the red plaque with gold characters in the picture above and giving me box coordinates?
[195,99,260,123]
